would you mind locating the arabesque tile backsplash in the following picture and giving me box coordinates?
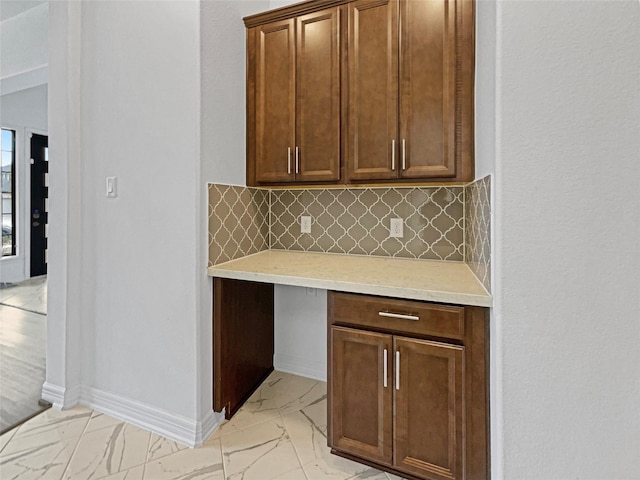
[466,176,491,292]
[270,187,464,261]
[208,184,269,265]
[208,177,491,292]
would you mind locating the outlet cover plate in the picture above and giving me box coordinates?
[300,215,312,234]
[390,218,403,238]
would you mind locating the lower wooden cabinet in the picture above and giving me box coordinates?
[328,292,489,480]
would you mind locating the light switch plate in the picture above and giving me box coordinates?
[106,177,118,198]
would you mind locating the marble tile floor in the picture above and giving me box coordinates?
[0,276,47,315]
[0,371,406,480]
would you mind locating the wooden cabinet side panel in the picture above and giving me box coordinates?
[346,0,399,181]
[213,278,275,419]
[255,19,296,183]
[464,306,490,480]
[394,336,465,480]
[296,8,341,182]
[247,28,257,186]
[458,0,475,182]
[330,326,393,465]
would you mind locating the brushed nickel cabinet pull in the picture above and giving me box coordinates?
[295,146,299,174]
[287,147,292,175]
[391,140,396,171]
[383,348,388,388]
[402,139,406,170]
[395,351,400,390]
[378,311,420,321]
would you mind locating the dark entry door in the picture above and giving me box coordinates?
[30,134,48,277]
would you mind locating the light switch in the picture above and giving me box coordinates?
[106,177,118,198]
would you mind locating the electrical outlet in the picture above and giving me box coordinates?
[390,218,404,238]
[300,215,312,234]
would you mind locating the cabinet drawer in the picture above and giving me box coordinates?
[328,292,464,340]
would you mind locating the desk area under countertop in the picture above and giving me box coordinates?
[207,250,491,308]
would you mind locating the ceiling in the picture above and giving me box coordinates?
[0,0,46,21]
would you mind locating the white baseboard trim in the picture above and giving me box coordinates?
[41,382,81,409]
[274,353,326,382]
[79,387,221,448]
[41,382,65,409]
[196,409,225,446]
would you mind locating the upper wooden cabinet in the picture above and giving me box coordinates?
[244,0,474,186]
[347,0,473,182]
[248,7,341,185]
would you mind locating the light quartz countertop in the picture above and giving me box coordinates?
[208,250,491,307]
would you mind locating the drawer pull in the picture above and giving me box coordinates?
[383,349,388,388]
[378,311,419,321]
[395,351,400,390]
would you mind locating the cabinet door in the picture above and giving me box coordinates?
[329,326,393,465]
[346,0,399,181]
[399,0,457,179]
[394,337,464,480]
[295,8,341,182]
[255,19,296,183]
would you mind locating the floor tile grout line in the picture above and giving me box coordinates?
[218,437,227,480]
[58,408,95,480]
[278,408,310,479]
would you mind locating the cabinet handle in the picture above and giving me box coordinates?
[287,147,292,175]
[402,139,406,170]
[395,351,400,390]
[295,146,299,174]
[378,311,420,321]
[391,140,396,171]
[383,348,388,388]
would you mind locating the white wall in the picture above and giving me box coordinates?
[274,286,327,381]
[1,84,47,131]
[0,0,48,283]
[46,0,214,444]
[0,85,48,283]
[490,1,640,478]
[198,0,269,428]
[0,2,48,95]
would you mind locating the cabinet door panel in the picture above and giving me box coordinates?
[399,0,456,179]
[347,0,398,181]
[394,337,464,480]
[330,326,393,465]
[256,20,296,183]
[296,8,341,182]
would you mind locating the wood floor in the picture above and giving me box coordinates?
[0,278,47,434]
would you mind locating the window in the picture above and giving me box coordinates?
[2,129,16,257]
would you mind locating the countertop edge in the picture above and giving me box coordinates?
[208,257,492,308]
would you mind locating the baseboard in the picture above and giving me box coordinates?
[80,387,223,448]
[274,353,326,382]
[41,382,81,409]
[197,409,225,446]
